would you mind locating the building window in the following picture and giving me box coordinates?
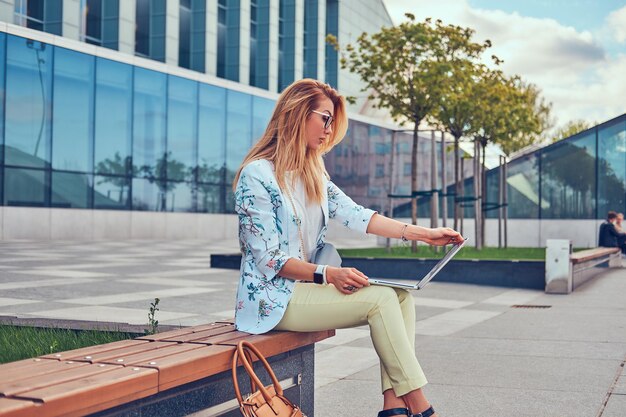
[135,0,166,62]
[80,0,119,49]
[404,162,412,176]
[249,0,269,88]
[375,164,384,178]
[303,0,318,79]
[217,0,240,81]
[14,0,63,35]
[179,0,206,72]
[325,0,338,88]
[278,0,295,91]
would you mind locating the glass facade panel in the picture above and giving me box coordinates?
[94,175,130,209]
[541,131,596,219]
[83,0,103,46]
[133,68,167,180]
[505,154,540,219]
[217,0,241,81]
[167,76,197,181]
[135,0,165,61]
[94,58,132,177]
[198,84,226,185]
[303,0,318,79]
[5,36,53,169]
[252,96,274,141]
[14,0,63,35]
[51,171,91,208]
[4,167,46,206]
[196,183,221,213]
[0,32,5,167]
[179,0,206,72]
[278,0,295,91]
[225,90,252,183]
[597,120,626,216]
[101,0,120,50]
[325,0,338,88]
[168,181,194,212]
[132,177,162,211]
[52,47,95,172]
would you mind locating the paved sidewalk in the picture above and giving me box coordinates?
[0,239,625,417]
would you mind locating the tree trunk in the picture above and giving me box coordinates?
[503,157,508,248]
[387,131,397,253]
[430,130,438,230]
[453,137,460,231]
[441,131,447,228]
[473,140,482,250]
[481,141,487,247]
[411,124,419,253]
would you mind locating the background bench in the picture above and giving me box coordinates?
[545,239,621,294]
[0,321,334,417]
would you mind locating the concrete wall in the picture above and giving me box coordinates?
[0,207,604,247]
[0,207,239,241]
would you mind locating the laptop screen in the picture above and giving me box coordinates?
[417,237,468,289]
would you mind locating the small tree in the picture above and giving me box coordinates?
[330,15,485,251]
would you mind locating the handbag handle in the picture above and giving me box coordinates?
[232,340,284,406]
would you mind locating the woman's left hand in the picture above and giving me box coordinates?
[422,227,463,246]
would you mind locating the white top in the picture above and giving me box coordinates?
[286,173,324,262]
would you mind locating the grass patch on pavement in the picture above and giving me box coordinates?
[338,246,547,261]
[0,325,136,364]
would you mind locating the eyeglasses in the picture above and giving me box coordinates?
[311,110,334,130]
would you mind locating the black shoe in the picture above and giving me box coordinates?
[412,406,435,417]
[378,408,410,417]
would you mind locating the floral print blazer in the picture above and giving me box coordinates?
[234,159,376,334]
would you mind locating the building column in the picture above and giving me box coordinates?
[316,0,326,82]
[166,0,179,66]
[239,0,250,84]
[118,0,136,54]
[293,0,303,80]
[0,0,15,24]
[205,0,218,75]
[62,0,81,40]
[268,0,279,92]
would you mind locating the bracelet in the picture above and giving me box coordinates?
[400,224,409,242]
[322,265,328,285]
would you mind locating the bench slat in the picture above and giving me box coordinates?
[99,343,204,366]
[0,361,87,390]
[132,344,235,391]
[571,247,620,264]
[0,363,119,397]
[12,366,158,417]
[136,322,232,342]
[62,341,178,363]
[157,324,237,343]
[40,339,149,361]
[0,358,61,375]
[0,398,37,417]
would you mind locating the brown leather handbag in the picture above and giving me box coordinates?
[232,340,305,417]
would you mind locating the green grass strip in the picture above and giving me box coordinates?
[338,246,547,261]
[0,325,136,364]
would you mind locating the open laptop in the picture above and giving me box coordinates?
[369,238,468,290]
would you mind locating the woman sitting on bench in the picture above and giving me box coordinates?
[232,79,462,417]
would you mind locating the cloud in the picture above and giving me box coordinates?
[607,5,626,43]
[382,0,622,126]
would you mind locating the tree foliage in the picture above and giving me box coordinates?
[551,119,592,143]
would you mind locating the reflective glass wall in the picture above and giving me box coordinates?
[0,33,275,213]
[2,32,626,220]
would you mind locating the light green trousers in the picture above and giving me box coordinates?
[275,282,427,396]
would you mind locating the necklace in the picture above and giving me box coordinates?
[283,178,307,261]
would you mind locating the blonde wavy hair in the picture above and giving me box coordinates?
[233,79,348,203]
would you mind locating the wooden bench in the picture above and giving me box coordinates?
[0,321,334,417]
[546,240,621,294]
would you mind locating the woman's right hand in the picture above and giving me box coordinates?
[325,266,370,295]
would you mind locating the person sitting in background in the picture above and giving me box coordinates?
[598,211,625,248]
[615,213,626,254]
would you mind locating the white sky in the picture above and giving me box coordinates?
[382,0,626,129]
